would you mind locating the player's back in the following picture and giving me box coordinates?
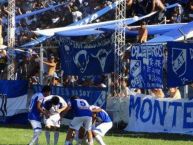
[70,98,92,117]
[97,109,112,123]
[43,95,67,115]
[28,92,44,121]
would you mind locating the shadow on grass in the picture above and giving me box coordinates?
[107,125,193,142]
[0,124,31,129]
[0,124,69,131]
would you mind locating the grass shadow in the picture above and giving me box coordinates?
[107,125,193,142]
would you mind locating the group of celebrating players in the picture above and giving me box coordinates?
[28,85,112,145]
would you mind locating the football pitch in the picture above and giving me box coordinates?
[0,125,192,145]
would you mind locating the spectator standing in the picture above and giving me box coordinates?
[151,0,165,12]
[149,88,165,98]
[138,21,148,43]
[167,87,181,99]
[187,0,193,19]
[127,21,148,43]
[0,49,7,79]
[43,55,57,85]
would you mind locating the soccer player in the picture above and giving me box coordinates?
[43,95,68,145]
[91,105,113,145]
[64,96,93,145]
[28,85,51,145]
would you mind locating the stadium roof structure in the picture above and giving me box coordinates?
[20,0,124,48]
[22,3,181,48]
[147,20,193,43]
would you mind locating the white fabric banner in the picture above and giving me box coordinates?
[0,94,28,117]
[124,94,193,135]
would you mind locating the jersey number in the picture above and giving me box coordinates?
[77,100,89,109]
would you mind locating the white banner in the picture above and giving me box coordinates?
[0,94,28,117]
[124,94,193,135]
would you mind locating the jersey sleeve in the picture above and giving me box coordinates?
[37,93,44,103]
[58,96,67,107]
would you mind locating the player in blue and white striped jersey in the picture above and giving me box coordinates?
[28,85,51,145]
[64,96,93,145]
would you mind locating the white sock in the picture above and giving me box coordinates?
[45,130,50,145]
[35,138,39,145]
[54,131,59,145]
[95,135,105,145]
[29,130,42,145]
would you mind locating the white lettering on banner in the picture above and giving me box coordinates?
[131,75,144,88]
[61,37,112,49]
[131,44,163,89]
[71,90,91,98]
[125,95,193,135]
[131,45,163,59]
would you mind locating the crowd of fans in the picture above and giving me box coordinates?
[0,0,193,99]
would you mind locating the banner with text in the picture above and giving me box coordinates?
[167,42,193,87]
[130,44,164,89]
[33,85,107,109]
[58,36,114,76]
[125,94,193,135]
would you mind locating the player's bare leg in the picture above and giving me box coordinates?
[65,128,74,145]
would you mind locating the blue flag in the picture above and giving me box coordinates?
[167,42,193,87]
[129,44,164,89]
[58,36,114,76]
[33,85,107,109]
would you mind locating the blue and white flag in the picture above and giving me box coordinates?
[33,85,107,109]
[58,36,114,76]
[167,42,193,87]
[0,80,28,124]
[129,44,164,89]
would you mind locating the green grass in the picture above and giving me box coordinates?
[0,125,192,145]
